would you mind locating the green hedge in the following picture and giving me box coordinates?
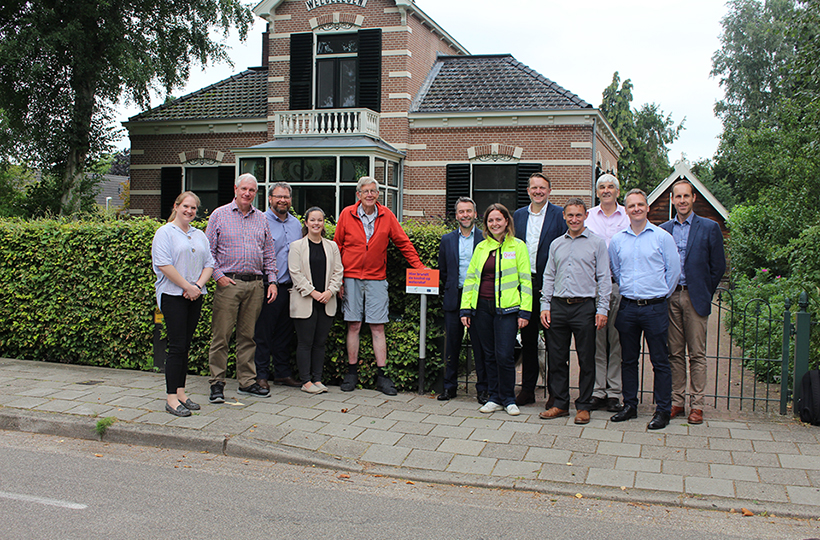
[0,216,449,392]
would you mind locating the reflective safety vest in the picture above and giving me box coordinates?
[459,234,532,319]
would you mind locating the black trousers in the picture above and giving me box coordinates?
[546,299,596,411]
[161,293,203,394]
[253,283,295,380]
[293,303,334,384]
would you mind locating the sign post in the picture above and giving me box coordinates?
[406,268,439,394]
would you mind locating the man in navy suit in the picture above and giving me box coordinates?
[438,197,487,402]
[660,180,726,425]
[513,172,567,407]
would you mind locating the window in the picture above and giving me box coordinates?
[316,34,358,109]
[472,165,517,216]
[186,168,219,217]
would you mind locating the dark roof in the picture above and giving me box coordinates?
[129,67,268,122]
[412,54,591,113]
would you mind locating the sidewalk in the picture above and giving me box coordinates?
[2,357,819,519]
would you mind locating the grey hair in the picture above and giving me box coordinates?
[236,173,258,188]
[454,197,476,214]
[269,182,292,197]
[624,188,648,204]
[596,173,620,191]
[356,176,379,191]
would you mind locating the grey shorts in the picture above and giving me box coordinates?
[342,278,389,324]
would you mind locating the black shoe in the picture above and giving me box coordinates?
[437,387,457,401]
[376,375,397,396]
[237,382,270,398]
[477,391,490,405]
[340,373,358,392]
[180,398,201,411]
[647,410,671,430]
[515,389,535,406]
[166,403,191,417]
[606,397,623,412]
[209,382,225,404]
[610,404,637,422]
[590,396,607,410]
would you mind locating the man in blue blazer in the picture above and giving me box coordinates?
[438,197,487,403]
[660,180,726,425]
[513,172,567,407]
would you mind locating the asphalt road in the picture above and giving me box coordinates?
[1,431,818,540]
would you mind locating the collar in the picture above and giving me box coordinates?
[674,212,695,226]
[353,201,380,218]
[458,226,475,239]
[528,203,547,216]
[266,208,294,223]
[564,227,590,240]
[229,199,256,217]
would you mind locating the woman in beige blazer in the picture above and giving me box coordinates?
[289,207,344,394]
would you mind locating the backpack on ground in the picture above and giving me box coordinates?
[798,369,820,426]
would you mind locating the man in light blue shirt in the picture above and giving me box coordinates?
[608,189,680,430]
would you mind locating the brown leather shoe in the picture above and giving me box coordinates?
[670,405,685,419]
[539,407,569,420]
[273,376,301,388]
[515,389,535,406]
[687,409,703,425]
[256,378,270,391]
[574,410,590,424]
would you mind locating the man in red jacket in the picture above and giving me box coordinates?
[333,176,425,395]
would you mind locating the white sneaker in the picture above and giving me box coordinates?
[479,401,503,413]
[505,404,520,416]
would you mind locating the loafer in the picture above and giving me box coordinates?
[505,404,520,416]
[647,410,671,430]
[274,376,301,388]
[477,391,490,405]
[610,404,637,422]
[574,410,591,424]
[589,396,607,410]
[670,405,685,418]
[237,382,270,398]
[180,398,200,411]
[166,403,191,417]
[437,387,457,401]
[313,382,328,393]
[687,409,704,425]
[209,382,225,404]
[539,407,569,420]
[375,375,397,396]
[479,401,504,413]
[515,389,535,406]
[256,378,270,391]
[340,373,358,392]
[606,398,623,412]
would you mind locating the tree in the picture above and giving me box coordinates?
[0,1,254,214]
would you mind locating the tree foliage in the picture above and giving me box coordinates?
[0,0,254,214]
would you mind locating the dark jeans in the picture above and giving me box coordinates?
[161,293,203,394]
[443,291,487,393]
[615,299,672,413]
[293,303,333,384]
[472,298,519,407]
[519,277,547,394]
[253,283,294,380]
[546,299,596,411]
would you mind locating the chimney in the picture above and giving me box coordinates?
[262,24,270,68]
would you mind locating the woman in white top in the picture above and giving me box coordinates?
[151,192,214,416]
[288,207,344,394]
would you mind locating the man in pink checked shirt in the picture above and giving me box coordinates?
[205,173,278,404]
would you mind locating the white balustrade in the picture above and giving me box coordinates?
[274,109,379,138]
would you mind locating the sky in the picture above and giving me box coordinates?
[115,0,730,163]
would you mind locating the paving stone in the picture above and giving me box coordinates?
[446,455,497,476]
[201,417,255,435]
[796,443,820,456]
[438,438,486,456]
[807,470,820,488]
[100,407,148,421]
[49,390,95,400]
[428,424,474,439]
[730,450,779,468]
[395,434,445,451]
[492,459,541,479]
[314,410,358,425]
[318,437,369,459]
[708,437,753,452]
[685,448,733,464]
[786,486,820,506]
[168,415,216,429]
[280,430,329,451]
[420,414,465,426]
[665,434,708,449]
[402,449,453,471]
[355,429,403,446]
[350,417,397,431]
[552,436,599,453]
[662,461,710,478]
[538,424,584,438]
[566,453,616,470]
[383,410,428,423]
[524,447,572,464]
[685,477,734,498]
[586,468,635,488]
[709,464,758,482]
[280,406,324,420]
[388,421,435,435]
[729,428,773,441]
[498,421,542,433]
[5,397,49,409]
[279,418,324,433]
[579,427,623,442]
[247,424,290,443]
[622,432,665,446]
[63,404,116,416]
[480,442,527,461]
[242,413,289,426]
[692,427,730,439]
[279,396,321,408]
[596,441,640,457]
[469,428,513,444]
[244,402,289,415]
[346,404,390,419]
[510,432,556,448]
[735,481,789,503]
[538,464,588,484]
[316,423,365,439]
[635,472,683,492]
[202,407,256,421]
[361,444,411,466]
[138,412,174,425]
[751,440,796,455]
[771,429,819,444]
[459,417,505,430]
[33,399,82,413]
[640,445,686,461]
[757,467,810,487]
[616,456,661,473]
[345,395,388,407]
[658,423,690,435]
[779,454,820,470]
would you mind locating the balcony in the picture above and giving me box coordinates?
[274,109,380,138]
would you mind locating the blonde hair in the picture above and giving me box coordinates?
[168,191,201,222]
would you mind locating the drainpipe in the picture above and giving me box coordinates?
[591,115,597,205]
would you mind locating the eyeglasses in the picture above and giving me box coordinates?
[270,195,291,199]
[359,189,379,195]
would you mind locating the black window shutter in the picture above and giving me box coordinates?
[446,164,471,220]
[358,29,382,112]
[516,163,543,209]
[160,167,182,221]
[218,166,237,207]
[290,33,313,111]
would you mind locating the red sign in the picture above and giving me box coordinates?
[406,268,439,295]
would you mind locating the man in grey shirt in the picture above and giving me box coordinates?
[538,198,611,425]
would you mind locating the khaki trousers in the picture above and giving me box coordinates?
[668,289,709,408]
[209,280,264,388]
[593,281,622,399]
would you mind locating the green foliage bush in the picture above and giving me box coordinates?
[0,216,450,393]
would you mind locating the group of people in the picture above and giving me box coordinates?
[439,172,725,430]
[151,174,423,417]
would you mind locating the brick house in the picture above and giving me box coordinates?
[125,0,621,220]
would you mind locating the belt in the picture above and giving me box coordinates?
[622,296,666,306]
[277,281,293,288]
[553,297,593,305]
[675,284,688,292]
[224,273,263,282]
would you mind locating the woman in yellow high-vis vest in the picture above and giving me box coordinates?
[460,203,532,416]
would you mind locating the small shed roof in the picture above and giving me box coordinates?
[647,160,729,221]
